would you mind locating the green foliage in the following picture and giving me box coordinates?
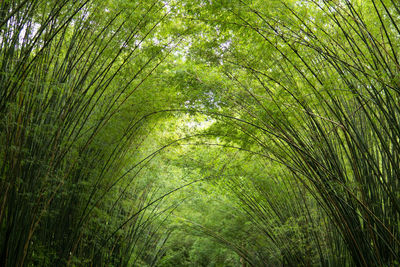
[2,0,400,266]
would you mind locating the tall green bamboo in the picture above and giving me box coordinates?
[0,0,178,265]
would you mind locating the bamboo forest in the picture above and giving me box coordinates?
[1,0,400,266]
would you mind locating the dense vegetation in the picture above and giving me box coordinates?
[1,0,400,266]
